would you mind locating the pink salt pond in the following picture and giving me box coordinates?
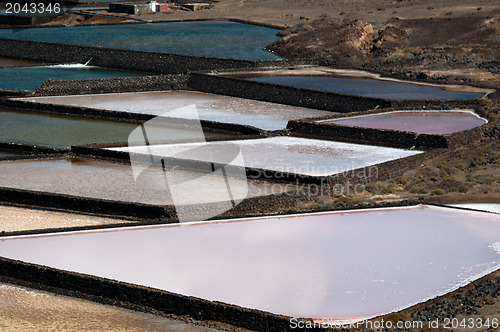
[0,205,499,321]
[320,110,487,135]
[0,158,292,206]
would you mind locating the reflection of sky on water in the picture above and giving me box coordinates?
[15,91,331,130]
[0,21,282,60]
[248,76,483,100]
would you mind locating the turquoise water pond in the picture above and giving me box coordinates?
[0,64,146,91]
[0,21,282,60]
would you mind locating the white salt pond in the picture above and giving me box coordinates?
[13,91,334,131]
[0,205,498,320]
[110,136,423,177]
[447,203,500,214]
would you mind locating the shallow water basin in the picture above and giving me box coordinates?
[319,110,488,135]
[0,158,293,206]
[0,108,223,148]
[0,64,147,91]
[0,205,498,320]
[110,136,423,177]
[0,21,282,61]
[244,75,484,100]
[13,91,333,131]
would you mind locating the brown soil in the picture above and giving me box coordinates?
[268,11,500,89]
[141,0,500,28]
[39,11,138,26]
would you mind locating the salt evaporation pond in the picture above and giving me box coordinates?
[0,21,282,60]
[447,203,500,214]
[0,108,223,148]
[245,75,483,100]
[0,205,498,320]
[320,110,488,135]
[111,136,423,177]
[0,205,132,232]
[0,64,146,91]
[0,158,293,205]
[13,91,333,131]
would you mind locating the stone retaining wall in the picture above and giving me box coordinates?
[0,187,174,220]
[34,74,189,96]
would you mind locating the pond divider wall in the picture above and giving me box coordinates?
[0,141,67,155]
[391,99,482,109]
[288,121,483,150]
[0,258,297,332]
[0,38,315,74]
[188,73,392,112]
[0,89,28,97]
[0,187,175,221]
[33,74,189,96]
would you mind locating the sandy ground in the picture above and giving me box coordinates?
[121,0,500,28]
[0,282,221,332]
[24,0,498,29]
[0,204,135,233]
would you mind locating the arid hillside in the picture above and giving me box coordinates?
[268,12,500,89]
